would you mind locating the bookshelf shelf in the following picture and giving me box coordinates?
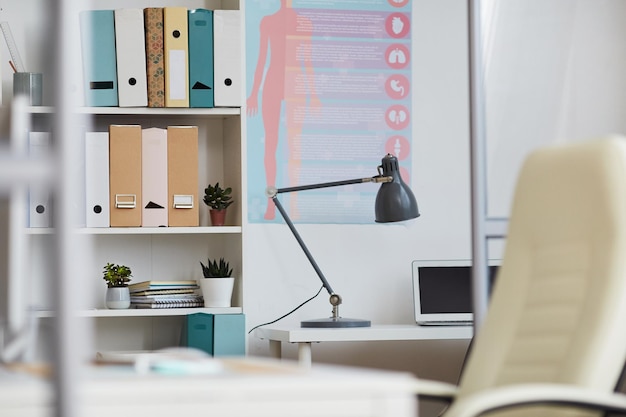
[35,307,243,318]
[26,226,242,235]
[26,106,240,117]
[82,226,242,235]
[81,107,241,116]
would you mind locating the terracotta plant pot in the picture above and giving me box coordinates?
[210,209,227,226]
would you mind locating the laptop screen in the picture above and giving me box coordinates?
[419,266,473,314]
[412,260,500,325]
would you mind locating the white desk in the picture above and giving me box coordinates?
[255,324,473,367]
[0,358,418,417]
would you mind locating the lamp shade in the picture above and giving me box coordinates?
[375,154,420,223]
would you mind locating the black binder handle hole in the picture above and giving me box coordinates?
[36,205,45,214]
[93,205,102,214]
[224,78,232,86]
[128,78,137,86]
[173,30,181,38]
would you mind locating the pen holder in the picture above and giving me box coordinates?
[13,72,43,106]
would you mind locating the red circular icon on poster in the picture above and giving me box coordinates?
[385,105,410,130]
[385,44,410,70]
[385,74,410,100]
[386,13,410,39]
[388,0,410,8]
[385,135,410,160]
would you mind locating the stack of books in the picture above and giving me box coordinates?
[129,280,203,309]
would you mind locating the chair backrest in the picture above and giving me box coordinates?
[452,137,626,417]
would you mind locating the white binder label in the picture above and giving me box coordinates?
[169,50,186,100]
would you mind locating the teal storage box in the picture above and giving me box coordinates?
[188,9,214,108]
[186,313,245,356]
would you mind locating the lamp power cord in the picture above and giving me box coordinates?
[247,285,324,334]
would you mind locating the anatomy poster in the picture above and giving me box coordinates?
[246,0,412,224]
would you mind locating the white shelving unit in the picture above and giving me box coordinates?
[14,0,245,359]
[35,306,242,318]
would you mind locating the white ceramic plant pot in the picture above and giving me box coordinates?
[200,277,235,308]
[105,287,131,309]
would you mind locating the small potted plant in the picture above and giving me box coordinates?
[102,262,132,309]
[199,257,234,307]
[203,182,234,226]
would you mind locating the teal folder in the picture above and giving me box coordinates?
[188,9,214,108]
[186,313,245,356]
[79,10,118,106]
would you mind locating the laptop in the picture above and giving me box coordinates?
[412,259,500,326]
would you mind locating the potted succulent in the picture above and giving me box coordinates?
[102,263,132,309]
[203,182,234,226]
[199,257,234,307]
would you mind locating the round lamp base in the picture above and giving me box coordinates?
[301,317,371,328]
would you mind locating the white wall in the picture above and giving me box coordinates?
[244,2,473,413]
[485,0,626,217]
[244,0,626,403]
[244,0,474,387]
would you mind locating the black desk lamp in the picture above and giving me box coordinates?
[266,154,420,328]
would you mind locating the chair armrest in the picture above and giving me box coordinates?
[444,384,626,417]
[411,379,459,402]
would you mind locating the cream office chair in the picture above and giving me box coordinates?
[416,136,626,417]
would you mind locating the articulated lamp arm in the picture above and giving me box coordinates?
[265,154,419,328]
[269,175,392,195]
[268,195,338,301]
[266,176,392,316]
